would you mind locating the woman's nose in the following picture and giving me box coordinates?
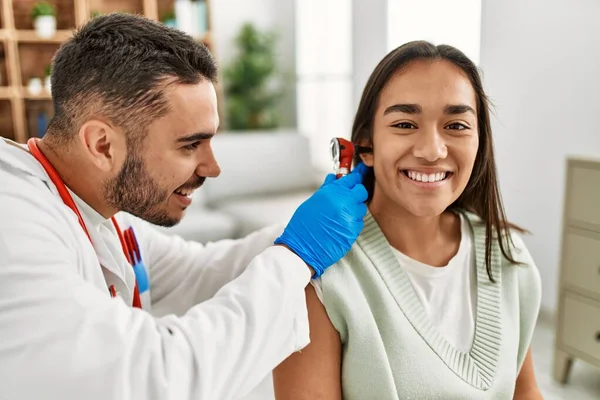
[412,127,448,162]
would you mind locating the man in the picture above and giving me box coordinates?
[0,13,368,400]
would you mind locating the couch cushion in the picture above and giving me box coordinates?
[204,130,319,205]
[216,191,314,238]
[154,208,238,244]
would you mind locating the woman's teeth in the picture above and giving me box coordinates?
[404,170,448,183]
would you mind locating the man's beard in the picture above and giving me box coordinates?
[103,150,176,227]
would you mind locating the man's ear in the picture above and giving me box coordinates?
[358,138,374,167]
[78,119,125,172]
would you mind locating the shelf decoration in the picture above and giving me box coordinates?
[28,77,43,96]
[31,1,57,39]
[44,64,51,93]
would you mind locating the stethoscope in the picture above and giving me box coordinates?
[27,138,146,308]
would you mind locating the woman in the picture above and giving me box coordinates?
[273,41,543,399]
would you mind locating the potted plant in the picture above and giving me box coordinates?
[223,23,283,131]
[30,1,56,39]
[44,64,52,93]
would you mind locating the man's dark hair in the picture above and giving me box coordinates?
[48,12,218,140]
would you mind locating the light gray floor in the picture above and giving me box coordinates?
[532,317,600,400]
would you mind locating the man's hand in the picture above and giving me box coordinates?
[275,163,369,277]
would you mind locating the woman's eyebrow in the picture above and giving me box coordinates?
[383,103,476,116]
[444,104,476,115]
[383,103,422,115]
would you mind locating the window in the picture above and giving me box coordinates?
[295,0,353,172]
[295,0,482,172]
[387,0,482,64]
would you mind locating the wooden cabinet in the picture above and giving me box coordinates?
[0,0,213,143]
[554,156,600,383]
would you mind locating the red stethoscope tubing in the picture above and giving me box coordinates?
[27,138,142,308]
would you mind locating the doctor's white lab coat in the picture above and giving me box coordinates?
[0,138,311,400]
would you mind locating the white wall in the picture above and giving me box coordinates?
[387,0,481,64]
[210,0,297,127]
[479,0,600,314]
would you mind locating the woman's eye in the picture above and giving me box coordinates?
[392,122,416,129]
[446,123,469,130]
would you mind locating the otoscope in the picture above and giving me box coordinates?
[329,137,373,178]
[329,138,354,178]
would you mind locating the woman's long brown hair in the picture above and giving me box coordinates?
[351,41,525,281]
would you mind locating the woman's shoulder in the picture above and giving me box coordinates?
[504,229,542,369]
[312,242,373,302]
[309,244,377,341]
[311,239,386,318]
[506,230,542,293]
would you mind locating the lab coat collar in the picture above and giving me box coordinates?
[70,189,136,302]
[1,138,135,300]
[70,189,109,228]
[0,138,55,192]
[1,138,110,227]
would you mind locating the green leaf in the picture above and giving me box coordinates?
[223,22,283,131]
[30,1,56,19]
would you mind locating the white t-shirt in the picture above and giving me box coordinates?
[313,213,476,353]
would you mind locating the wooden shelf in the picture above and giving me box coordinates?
[0,87,15,99]
[0,29,71,43]
[21,87,52,100]
[16,30,74,43]
[0,0,215,143]
[0,86,52,100]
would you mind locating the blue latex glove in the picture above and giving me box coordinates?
[274,162,369,277]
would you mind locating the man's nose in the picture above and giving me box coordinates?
[196,146,221,178]
[412,127,448,162]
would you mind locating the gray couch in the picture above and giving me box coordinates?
[156,130,324,243]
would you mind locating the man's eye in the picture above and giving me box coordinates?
[183,141,201,151]
[392,122,417,129]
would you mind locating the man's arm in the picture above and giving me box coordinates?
[0,177,311,400]
[129,215,285,316]
[273,284,343,399]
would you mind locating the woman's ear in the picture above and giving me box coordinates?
[358,139,374,167]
